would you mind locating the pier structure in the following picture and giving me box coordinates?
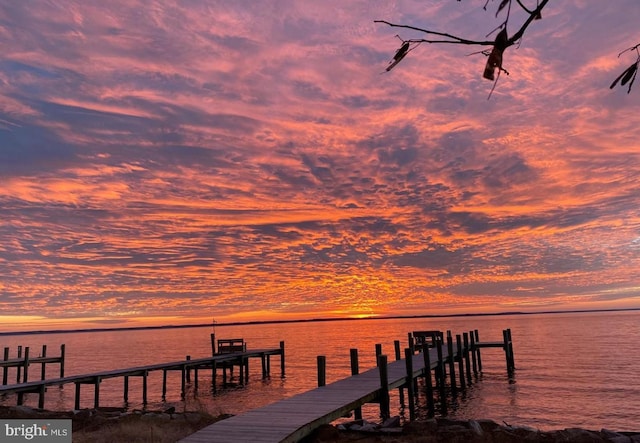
[180,328,515,443]
[1,344,66,385]
[0,341,284,410]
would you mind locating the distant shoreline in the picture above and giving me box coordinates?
[1,307,638,336]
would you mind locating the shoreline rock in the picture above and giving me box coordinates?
[309,417,640,442]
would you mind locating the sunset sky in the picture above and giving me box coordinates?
[1,1,639,332]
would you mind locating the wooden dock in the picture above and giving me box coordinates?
[180,328,514,443]
[1,344,66,384]
[0,342,284,410]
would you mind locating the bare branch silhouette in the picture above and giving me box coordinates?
[373,1,637,96]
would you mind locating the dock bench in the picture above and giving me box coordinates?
[217,338,246,354]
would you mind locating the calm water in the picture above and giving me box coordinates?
[1,311,639,431]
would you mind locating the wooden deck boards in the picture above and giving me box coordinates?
[180,347,444,443]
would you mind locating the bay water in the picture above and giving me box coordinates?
[1,310,638,431]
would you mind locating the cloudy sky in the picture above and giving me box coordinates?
[1,1,639,332]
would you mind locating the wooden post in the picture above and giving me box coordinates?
[211,360,217,393]
[261,353,267,379]
[507,328,515,371]
[317,356,326,387]
[124,375,130,402]
[210,333,216,355]
[16,346,22,383]
[422,345,435,417]
[94,377,101,409]
[375,343,382,357]
[143,371,148,405]
[404,348,416,421]
[394,340,401,360]
[377,354,390,420]
[244,356,249,384]
[75,382,81,410]
[446,331,457,394]
[194,367,199,394]
[2,347,9,385]
[181,365,187,398]
[436,338,447,415]
[470,330,478,376]
[394,340,405,407]
[60,344,66,378]
[186,355,191,383]
[474,330,483,372]
[456,335,465,389]
[349,349,359,376]
[436,336,444,389]
[350,349,362,420]
[503,329,515,372]
[40,345,47,380]
[463,332,472,382]
[280,341,286,378]
[38,384,46,409]
[502,329,509,371]
[222,363,227,386]
[22,347,30,383]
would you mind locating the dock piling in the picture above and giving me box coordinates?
[94,376,101,409]
[317,356,326,387]
[422,344,435,417]
[404,348,416,421]
[474,330,483,371]
[377,354,390,420]
[22,347,30,383]
[280,341,286,378]
[350,349,362,420]
[446,331,457,394]
[456,334,465,390]
[40,345,47,380]
[469,331,478,376]
[2,347,8,384]
[463,332,472,382]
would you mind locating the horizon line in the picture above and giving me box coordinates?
[1,307,639,337]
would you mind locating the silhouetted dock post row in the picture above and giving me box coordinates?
[1,344,66,385]
[315,328,515,421]
[0,340,284,410]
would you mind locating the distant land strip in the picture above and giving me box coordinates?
[1,307,639,337]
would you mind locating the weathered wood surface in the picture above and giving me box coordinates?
[180,347,444,443]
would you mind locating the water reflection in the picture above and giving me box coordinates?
[1,311,639,431]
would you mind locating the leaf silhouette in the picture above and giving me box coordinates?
[610,63,639,92]
[621,63,637,86]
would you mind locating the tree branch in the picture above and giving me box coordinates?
[374,20,494,46]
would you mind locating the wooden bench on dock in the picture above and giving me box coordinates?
[412,330,443,350]
[216,338,246,354]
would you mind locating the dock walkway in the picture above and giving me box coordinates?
[0,345,284,410]
[181,329,514,443]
